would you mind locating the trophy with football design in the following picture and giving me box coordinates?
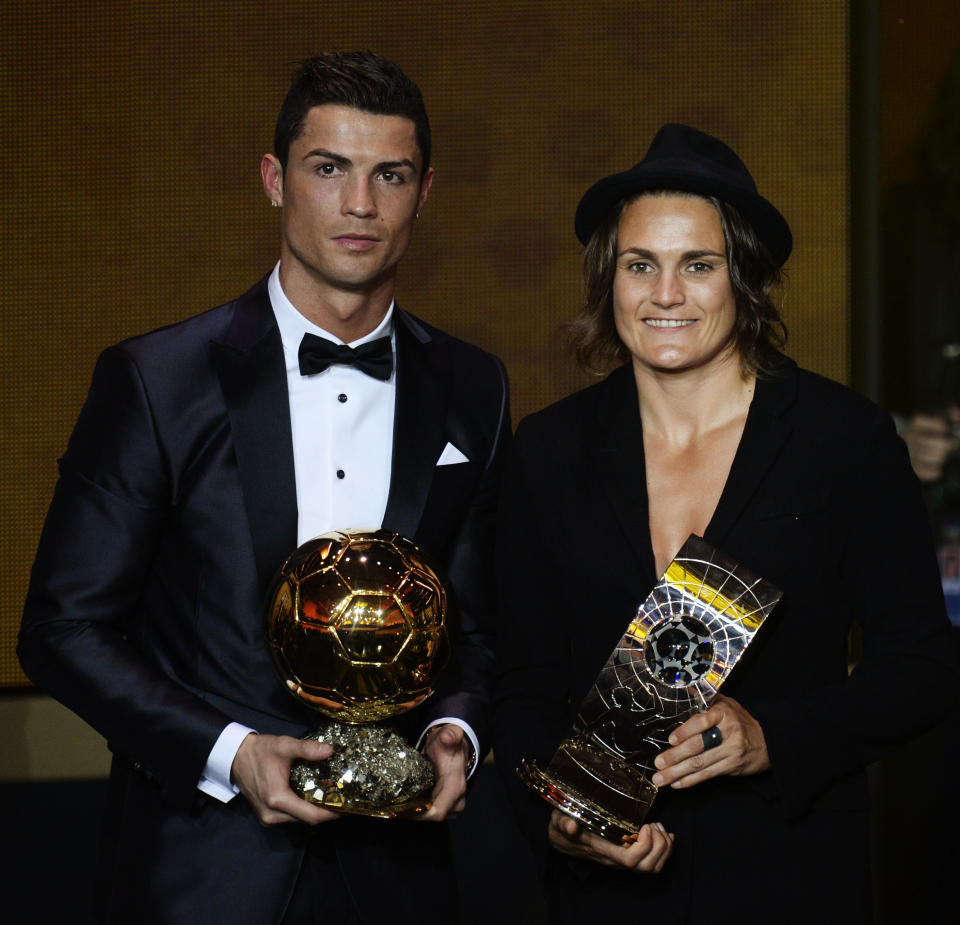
[265,528,450,817]
[520,535,781,843]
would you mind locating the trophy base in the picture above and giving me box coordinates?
[520,739,658,844]
[291,721,435,818]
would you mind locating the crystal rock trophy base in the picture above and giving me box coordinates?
[520,535,782,843]
[290,722,435,818]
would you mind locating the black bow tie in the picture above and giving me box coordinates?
[297,333,393,380]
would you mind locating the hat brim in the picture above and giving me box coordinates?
[574,168,793,267]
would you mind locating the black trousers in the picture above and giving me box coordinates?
[281,837,362,925]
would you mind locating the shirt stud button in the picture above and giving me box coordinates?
[336,469,345,479]
[338,393,347,403]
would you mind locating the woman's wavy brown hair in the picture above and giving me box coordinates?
[567,191,787,376]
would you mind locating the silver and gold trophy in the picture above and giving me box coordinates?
[520,535,781,843]
[265,528,450,817]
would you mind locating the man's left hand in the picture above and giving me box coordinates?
[420,724,470,820]
[651,694,769,789]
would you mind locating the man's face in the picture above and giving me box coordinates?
[263,104,432,303]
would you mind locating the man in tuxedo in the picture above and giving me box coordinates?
[19,52,510,924]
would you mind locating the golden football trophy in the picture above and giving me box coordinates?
[265,528,450,817]
[520,535,781,843]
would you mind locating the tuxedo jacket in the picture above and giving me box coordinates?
[19,275,510,924]
[493,357,957,924]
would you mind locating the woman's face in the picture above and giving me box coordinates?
[612,193,738,376]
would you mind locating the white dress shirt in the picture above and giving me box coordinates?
[272,267,396,545]
[199,265,477,801]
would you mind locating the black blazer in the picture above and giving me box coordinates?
[493,357,956,924]
[19,275,511,924]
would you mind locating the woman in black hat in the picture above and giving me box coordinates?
[493,125,956,922]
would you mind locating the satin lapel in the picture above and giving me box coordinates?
[209,277,298,593]
[590,366,658,587]
[381,310,447,540]
[705,358,798,548]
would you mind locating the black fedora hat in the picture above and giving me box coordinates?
[574,124,792,266]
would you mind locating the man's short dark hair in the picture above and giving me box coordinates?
[274,52,431,174]
[567,191,787,377]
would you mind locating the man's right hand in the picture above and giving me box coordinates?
[231,732,341,826]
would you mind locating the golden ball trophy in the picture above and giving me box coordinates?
[265,528,450,817]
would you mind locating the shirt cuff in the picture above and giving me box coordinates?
[418,717,480,778]
[197,722,256,803]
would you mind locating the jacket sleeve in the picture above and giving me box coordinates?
[751,410,959,818]
[492,424,571,865]
[18,346,232,808]
[422,353,512,759]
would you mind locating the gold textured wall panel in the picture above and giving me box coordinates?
[1,1,849,686]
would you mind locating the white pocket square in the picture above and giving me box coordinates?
[436,442,469,466]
